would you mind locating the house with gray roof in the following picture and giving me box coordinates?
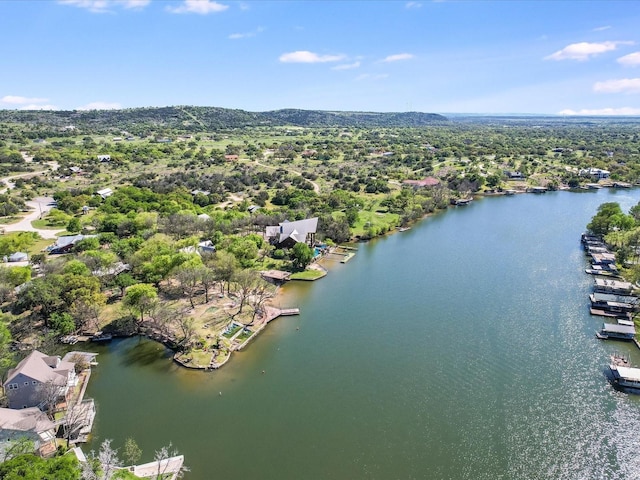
[47,234,97,254]
[266,217,318,248]
[0,407,56,457]
[2,350,77,410]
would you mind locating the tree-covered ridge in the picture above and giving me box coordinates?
[0,106,448,133]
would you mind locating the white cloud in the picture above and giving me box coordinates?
[167,0,228,15]
[545,41,632,61]
[355,73,389,81]
[279,51,346,64]
[228,27,263,40]
[332,61,361,71]
[1,95,49,105]
[593,25,611,32]
[382,53,414,62]
[76,101,122,110]
[593,78,640,94]
[405,2,422,8]
[117,0,149,8]
[58,0,149,13]
[618,52,640,66]
[558,107,640,115]
[19,104,58,111]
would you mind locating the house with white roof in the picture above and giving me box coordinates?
[96,188,113,199]
[266,217,318,248]
[579,168,610,179]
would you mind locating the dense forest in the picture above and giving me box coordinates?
[0,107,448,134]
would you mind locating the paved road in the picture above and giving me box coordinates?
[2,196,63,239]
[1,160,63,239]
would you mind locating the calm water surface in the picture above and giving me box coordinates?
[86,189,640,479]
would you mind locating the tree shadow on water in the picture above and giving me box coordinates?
[119,337,174,368]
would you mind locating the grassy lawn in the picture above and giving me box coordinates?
[351,208,400,237]
[291,269,326,280]
[31,218,66,229]
[26,238,51,255]
[0,216,20,225]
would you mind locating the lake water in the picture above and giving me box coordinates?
[85,189,640,480]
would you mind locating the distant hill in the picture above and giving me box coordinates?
[0,106,448,132]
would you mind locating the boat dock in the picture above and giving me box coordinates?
[580,233,640,362]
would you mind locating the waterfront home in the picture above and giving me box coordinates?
[2,350,77,409]
[265,217,318,248]
[0,407,56,457]
[504,170,525,179]
[580,167,610,179]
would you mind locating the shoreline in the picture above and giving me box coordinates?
[56,184,640,371]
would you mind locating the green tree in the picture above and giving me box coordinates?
[113,273,137,297]
[123,437,142,466]
[49,312,75,335]
[291,242,314,270]
[63,259,90,276]
[66,217,82,234]
[16,277,63,322]
[212,251,238,295]
[123,283,158,324]
[0,453,80,480]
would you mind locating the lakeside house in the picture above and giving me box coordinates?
[579,167,610,180]
[505,170,525,179]
[265,217,318,248]
[0,407,57,457]
[2,350,77,410]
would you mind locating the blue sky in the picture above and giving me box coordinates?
[1,0,640,115]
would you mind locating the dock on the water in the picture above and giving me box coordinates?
[341,252,355,263]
